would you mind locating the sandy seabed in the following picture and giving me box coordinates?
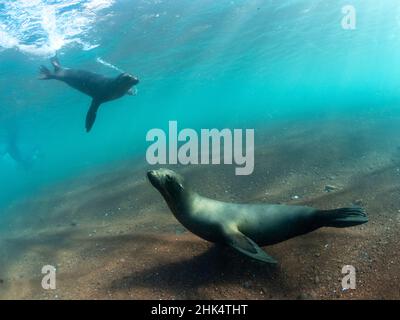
[0,113,399,300]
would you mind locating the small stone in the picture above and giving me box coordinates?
[352,199,363,206]
[324,185,338,192]
[297,293,311,300]
[261,287,267,294]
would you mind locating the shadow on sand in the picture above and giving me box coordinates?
[105,234,295,299]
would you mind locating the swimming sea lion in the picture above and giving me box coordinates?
[39,57,139,132]
[147,168,368,264]
[1,119,35,170]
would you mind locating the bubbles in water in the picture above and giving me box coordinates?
[0,0,115,57]
[96,57,124,73]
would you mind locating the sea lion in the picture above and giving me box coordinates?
[1,120,36,170]
[39,57,139,132]
[147,168,368,264]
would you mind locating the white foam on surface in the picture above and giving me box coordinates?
[0,0,115,57]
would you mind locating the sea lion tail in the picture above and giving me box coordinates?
[318,207,368,228]
[38,65,54,80]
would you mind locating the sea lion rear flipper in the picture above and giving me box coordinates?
[38,65,53,80]
[85,99,101,133]
[51,56,62,72]
[224,227,277,264]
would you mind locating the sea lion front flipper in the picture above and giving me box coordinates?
[85,99,101,133]
[223,227,278,264]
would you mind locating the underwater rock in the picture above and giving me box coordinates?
[297,292,313,300]
[352,199,363,206]
[261,287,268,294]
[0,279,4,284]
[324,185,338,192]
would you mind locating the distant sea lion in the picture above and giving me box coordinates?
[147,168,368,264]
[39,57,139,132]
[1,119,36,170]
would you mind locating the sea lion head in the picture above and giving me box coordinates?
[115,72,139,91]
[147,168,186,204]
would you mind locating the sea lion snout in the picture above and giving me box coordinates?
[147,169,185,194]
[147,169,171,199]
[147,169,168,191]
[129,75,139,85]
[120,73,139,85]
[147,170,159,186]
[147,168,170,184]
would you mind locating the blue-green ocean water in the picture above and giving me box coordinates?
[0,0,399,211]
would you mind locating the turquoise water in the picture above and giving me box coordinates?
[0,0,399,210]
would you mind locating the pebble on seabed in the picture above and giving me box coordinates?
[324,185,338,192]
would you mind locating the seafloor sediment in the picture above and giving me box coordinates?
[0,113,399,299]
